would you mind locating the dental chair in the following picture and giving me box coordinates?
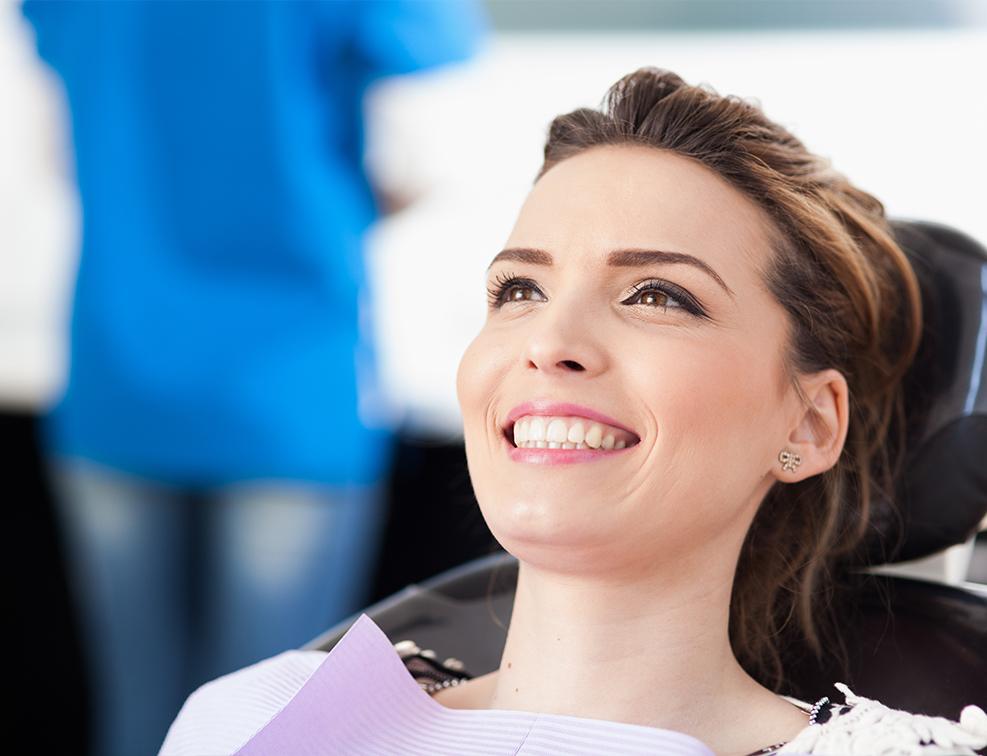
[307,220,987,718]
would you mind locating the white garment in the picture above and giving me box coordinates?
[778,683,987,755]
[160,649,987,756]
[160,650,326,756]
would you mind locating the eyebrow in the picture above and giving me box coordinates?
[487,247,734,297]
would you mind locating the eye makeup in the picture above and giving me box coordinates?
[623,278,708,318]
[486,272,542,309]
[485,271,709,319]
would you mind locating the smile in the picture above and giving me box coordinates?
[501,401,641,465]
[510,415,637,449]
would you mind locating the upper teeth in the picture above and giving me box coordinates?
[511,415,637,450]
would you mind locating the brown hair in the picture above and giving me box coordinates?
[537,67,922,689]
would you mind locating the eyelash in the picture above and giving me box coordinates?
[486,272,708,318]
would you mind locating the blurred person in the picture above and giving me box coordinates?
[20,1,486,755]
[2,4,86,754]
[160,67,987,755]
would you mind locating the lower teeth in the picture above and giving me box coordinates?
[517,441,591,449]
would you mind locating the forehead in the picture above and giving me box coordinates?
[505,145,777,277]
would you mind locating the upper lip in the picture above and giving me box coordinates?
[503,400,641,441]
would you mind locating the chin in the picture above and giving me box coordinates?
[481,496,614,554]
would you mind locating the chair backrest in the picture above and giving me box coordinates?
[860,220,987,565]
[307,219,987,717]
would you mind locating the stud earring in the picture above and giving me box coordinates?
[778,449,802,473]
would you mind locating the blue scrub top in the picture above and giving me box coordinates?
[22,0,486,486]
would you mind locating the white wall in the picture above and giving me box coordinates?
[0,3,78,409]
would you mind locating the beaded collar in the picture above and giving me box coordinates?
[393,638,471,695]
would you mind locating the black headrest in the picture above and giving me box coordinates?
[859,220,987,565]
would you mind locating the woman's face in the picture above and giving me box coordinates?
[456,145,801,576]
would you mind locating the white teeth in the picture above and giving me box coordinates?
[528,417,546,442]
[567,422,585,444]
[508,414,637,450]
[517,440,591,449]
[547,419,568,444]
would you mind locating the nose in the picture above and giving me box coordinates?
[520,299,608,378]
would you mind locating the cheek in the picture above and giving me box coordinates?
[454,337,476,417]
[456,328,516,537]
[638,336,783,500]
[456,327,510,443]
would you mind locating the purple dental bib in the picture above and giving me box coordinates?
[235,613,715,755]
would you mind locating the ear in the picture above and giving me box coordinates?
[774,368,849,483]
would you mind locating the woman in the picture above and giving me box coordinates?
[160,68,987,755]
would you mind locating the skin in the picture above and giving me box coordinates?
[450,145,849,756]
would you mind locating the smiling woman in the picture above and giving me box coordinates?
[460,68,921,696]
[450,68,984,753]
[160,68,986,756]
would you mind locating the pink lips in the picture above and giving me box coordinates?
[502,400,640,465]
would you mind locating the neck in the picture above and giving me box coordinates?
[487,541,778,753]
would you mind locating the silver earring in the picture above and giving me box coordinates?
[779,449,802,472]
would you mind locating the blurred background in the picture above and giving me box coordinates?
[4,1,985,754]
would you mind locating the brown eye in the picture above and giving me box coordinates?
[623,279,708,318]
[636,290,671,308]
[507,286,537,302]
[627,286,682,310]
[487,274,545,309]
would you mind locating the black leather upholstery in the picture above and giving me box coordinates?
[307,220,987,717]
[861,221,987,564]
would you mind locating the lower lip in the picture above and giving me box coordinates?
[503,432,635,465]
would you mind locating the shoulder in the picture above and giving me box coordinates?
[777,683,987,756]
[158,649,327,756]
[159,641,470,756]
[158,634,468,756]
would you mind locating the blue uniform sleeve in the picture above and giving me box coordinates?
[20,0,80,69]
[21,0,57,63]
[351,0,488,79]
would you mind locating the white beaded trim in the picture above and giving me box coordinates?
[394,639,469,694]
[780,683,987,755]
[808,696,831,726]
[422,677,468,694]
